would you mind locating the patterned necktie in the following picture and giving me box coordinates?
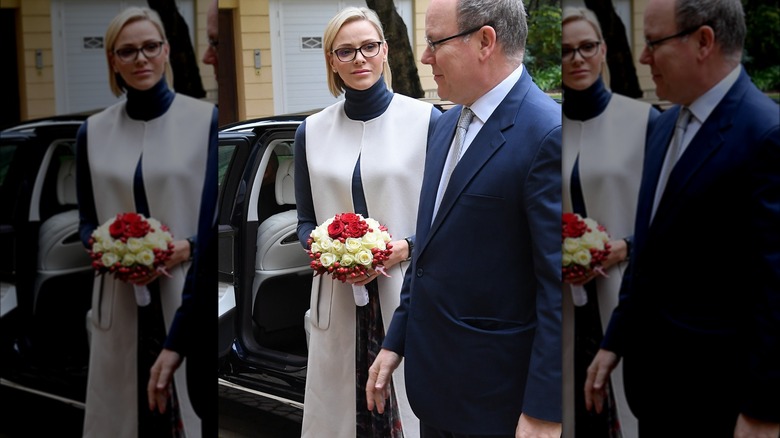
[433,106,474,219]
[652,107,691,221]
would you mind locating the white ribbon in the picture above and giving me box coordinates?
[133,284,151,307]
[352,284,369,307]
[571,284,588,307]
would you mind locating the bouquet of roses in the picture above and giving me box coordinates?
[562,212,611,306]
[88,212,174,306]
[307,212,393,306]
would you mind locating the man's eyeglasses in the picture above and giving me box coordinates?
[208,38,219,49]
[562,41,601,61]
[331,41,383,62]
[425,23,491,53]
[114,41,165,63]
[645,24,703,52]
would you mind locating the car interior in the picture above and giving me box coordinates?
[250,141,312,359]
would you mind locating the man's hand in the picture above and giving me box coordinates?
[515,413,561,438]
[584,349,619,413]
[147,348,182,413]
[366,348,401,414]
[734,413,780,438]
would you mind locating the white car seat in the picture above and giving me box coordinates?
[252,150,312,353]
[35,157,92,310]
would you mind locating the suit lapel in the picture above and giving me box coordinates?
[650,72,748,229]
[418,70,530,257]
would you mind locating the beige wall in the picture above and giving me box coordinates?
[3,0,215,122]
[631,0,660,103]
[222,0,274,120]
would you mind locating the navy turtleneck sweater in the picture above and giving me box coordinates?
[294,77,440,246]
[562,76,612,122]
[76,78,218,247]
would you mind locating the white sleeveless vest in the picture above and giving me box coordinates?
[301,94,433,438]
[83,94,213,438]
[561,93,653,438]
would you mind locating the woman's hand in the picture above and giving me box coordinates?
[129,239,190,286]
[346,239,409,287]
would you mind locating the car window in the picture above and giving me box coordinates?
[0,143,18,190]
[218,143,236,196]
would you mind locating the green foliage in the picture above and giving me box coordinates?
[750,66,780,92]
[525,3,562,92]
[743,1,780,91]
[531,65,563,93]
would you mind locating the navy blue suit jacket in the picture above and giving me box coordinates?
[602,68,780,423]
[383,68,562,434]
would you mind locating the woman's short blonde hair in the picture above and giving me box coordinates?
[562,6,609,85]
[105,7,173,96]
[323,7,392,97]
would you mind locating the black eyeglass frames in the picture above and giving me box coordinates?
[562,41,602,61]
[331,41,383,62]
[114,41,165,63]
[425,23,492,53]
[645,24,704,52]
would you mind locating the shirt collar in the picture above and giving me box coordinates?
[469,64,523,124]
[687,64,741,124]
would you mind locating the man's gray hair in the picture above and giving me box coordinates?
[458,0,527,62]
[676,0,745,58]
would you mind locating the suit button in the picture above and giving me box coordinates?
[416,268,423,277]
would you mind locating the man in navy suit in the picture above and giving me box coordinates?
[585,0,780,436]
[366,0,562,436]
[147,1,219,435]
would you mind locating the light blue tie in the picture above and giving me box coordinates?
[652,107,691,221]
[433,106,474,220]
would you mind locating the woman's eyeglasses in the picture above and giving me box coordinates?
[562,41,601,61]
[114,41,165,63]
[331,42,383,62]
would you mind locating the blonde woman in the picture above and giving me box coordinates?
[561,6,658,438]
[294,6,440,437]
[76,7,216,437]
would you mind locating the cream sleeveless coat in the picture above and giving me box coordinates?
[302,94,433,438]
[561,94,653,438]
[83,94,212,438]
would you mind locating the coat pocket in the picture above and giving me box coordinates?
[90,275,113,330]
[308,276,333,330]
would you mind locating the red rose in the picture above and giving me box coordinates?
[328,220,345,238]
[340,213,360,224]
[127,220,150,238]
[108,217,125,238]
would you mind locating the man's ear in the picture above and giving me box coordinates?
[696,25,716,61]
[477,24,498,60]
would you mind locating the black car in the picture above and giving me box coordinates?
[217,114,314,409]
[1,115,94,407]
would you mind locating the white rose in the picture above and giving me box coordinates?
[581,232,605,250]
[126,237,144,253]
[563,237,581,254]
[101,252,120,267]
[310,226,327,242]
[330,239,344,254]
[562,253,573,266]
[144,233,168,251]
[111,240,127,256]
[310,242,322,254]
[573,249,592,266]
[319,238,333,252]
[356,250,373,266]
[319,252,336,267]
[345,237,363,253]
[361,232,379,249]
[136,249,156,266]
[121,253,137,267]
[91,242,104,253]
[340,253,355,267]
